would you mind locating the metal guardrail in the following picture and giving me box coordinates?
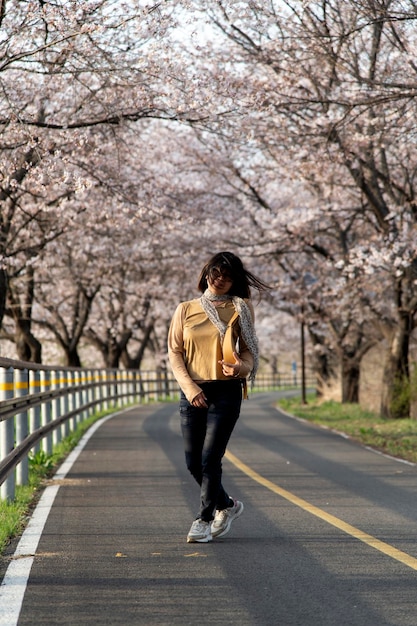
[0,357,179,502]
[252,372,315,390]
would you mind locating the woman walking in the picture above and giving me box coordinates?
[168,251,269,543]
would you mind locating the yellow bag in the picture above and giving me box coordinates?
[222,311,248,399]
[222,311,239,363]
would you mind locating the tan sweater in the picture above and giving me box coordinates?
[168,298,255,403]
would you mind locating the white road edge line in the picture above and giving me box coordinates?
[0,410,122,626]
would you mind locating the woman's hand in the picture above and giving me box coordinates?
[218,351,242,378]
[191,391,208,408]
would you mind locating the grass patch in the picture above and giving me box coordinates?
[0,407,120,556]
[278,395,417,464]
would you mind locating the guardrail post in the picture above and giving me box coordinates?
[52,369,62,445]
[65,370,76,431]
[15,368,29,486]
[73,370,82,425]
[78,370,87,421]
[89,369,96,414]
[112,369,118,407]
[61,370,70,438]
[29,368,41,454]
[109,369,115,408]
[101,370,110,411]
[155,369,160,400]
[97,370,102,410]
[71,369,78,428]
[116,370,123,406]
[104,369,109,408]
[137,371,145,403]
[97,369,104,412]
[121,370,127,404]
[128,371,135,403]
[128,371,133,403]
[84,370,94,418]
[133,371,139,403]
[142,371,149,404]
[40,370,53,455]
[150,371,158,402]
[87,369,93,416]
[161,368,169,400]
[125,371,130,403]
[0,368,15,501]
[91,369,96,414]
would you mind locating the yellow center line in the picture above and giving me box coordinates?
[225,449,417,571]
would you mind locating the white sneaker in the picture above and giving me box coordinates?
[211,499,244,538]
[187,519,212,543]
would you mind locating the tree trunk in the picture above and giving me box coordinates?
[84,328,132,369]
[15,319,42,363]
[7,265,42,362]
[308,328,336,397]
[341,357,360,403]
[106,343,122,369]
[64,347,82,368]
[380,313,412,418]
[121,323,153,369]
[41,286,99,368]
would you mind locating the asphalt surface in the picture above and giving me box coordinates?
[2,392,417,625]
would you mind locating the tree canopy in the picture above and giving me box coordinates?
[1,0,417,417]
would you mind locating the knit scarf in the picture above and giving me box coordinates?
[199,289,259,384]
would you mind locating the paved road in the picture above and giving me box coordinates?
[2,392,417,625]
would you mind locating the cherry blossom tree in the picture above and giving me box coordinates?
[0,0,208,358]
[173,0,417,416]
[4,0,417,419]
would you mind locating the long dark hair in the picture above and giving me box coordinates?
[197,251,270,299]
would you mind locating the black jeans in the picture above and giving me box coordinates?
[180,380,242,523]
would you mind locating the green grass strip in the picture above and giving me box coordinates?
[278,395,417,464]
